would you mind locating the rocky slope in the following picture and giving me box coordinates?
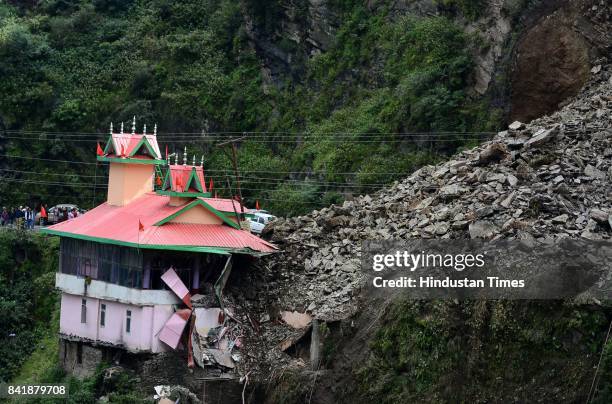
[232,62,612,402]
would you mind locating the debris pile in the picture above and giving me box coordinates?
[238,63,612,378]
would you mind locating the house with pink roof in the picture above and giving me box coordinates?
[42,118,276,376]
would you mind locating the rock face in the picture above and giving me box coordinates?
[242,0,340,86]
[241,64,612,381]
[243,0,610,124]
[509,0,611,123]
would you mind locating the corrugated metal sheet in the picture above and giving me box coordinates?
[44,193,276,253]
[168,165,207,193]
[199,198,253,214]
[109,133,162,159]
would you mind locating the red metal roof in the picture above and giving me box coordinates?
[200,198,253,214]
[43,193,276,254]
[107,133,162,159]
[168,165,207,193]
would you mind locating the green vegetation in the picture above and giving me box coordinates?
[14,363,146,404]
[355,299,612,403]
[0,230,59,382]
[0,230,143,402]
[0,0,501,216]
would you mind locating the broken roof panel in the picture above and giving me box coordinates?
[158,309,191,349]
[161,267,192,308]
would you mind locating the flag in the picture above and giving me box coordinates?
[96,142,104,156]
[209,178,213,191]
[138,220,144,232]
[256,200,260,210]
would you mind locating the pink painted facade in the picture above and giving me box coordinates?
[45,120,276,368]
[59,293,174,353]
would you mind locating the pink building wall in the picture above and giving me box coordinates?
[59,293,174,353]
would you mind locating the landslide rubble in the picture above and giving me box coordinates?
[235,63,612,379]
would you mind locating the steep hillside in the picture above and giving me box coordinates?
[0,0,607,216]
[245,63,612,402]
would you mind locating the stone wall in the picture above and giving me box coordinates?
[59,339,104,378]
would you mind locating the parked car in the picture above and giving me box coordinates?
[248,211,277,235]
[45,204,85,224]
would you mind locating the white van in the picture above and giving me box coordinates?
[248,211,277,235]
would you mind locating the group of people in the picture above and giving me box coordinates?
[0,206,40,229]
[0,204,80,229]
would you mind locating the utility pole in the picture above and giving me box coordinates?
[216,135,247,217]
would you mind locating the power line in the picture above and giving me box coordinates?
[0,156,430,176]
[0,168,105,178]
[0,177,108,188]
[1,154,99,165]
[4,129,497,137]
[3,136,492,144]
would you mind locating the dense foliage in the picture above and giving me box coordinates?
[0,0,500,216]
[0,230,58,382]
[355,300,612,403]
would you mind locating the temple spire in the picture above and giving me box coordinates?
[131,116,136,135]
[109,122,113,135]
[120,122,124,135]
[153,124,157,136]
[183,146,187,166]
[192,155,196,166]
[200,155,204,167]
[143,124,147,135]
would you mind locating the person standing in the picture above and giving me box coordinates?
[8,207,15,227]
[25,206,35,229]
[1,207,7,226]
[40,204,47,226]
[15,206,24,229]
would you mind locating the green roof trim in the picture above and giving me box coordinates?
[228,212,255,219]
[39,228,251,255]
[156,190,212,198]
[184,168,204,192]
[129,136,159,159]
[103,136,115,154]
[154,198,240,229]
[40,228,274,256]
[97,156,165,165]
[161,168,172,190]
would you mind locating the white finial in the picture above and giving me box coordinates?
[143,124,147,135]
[153,124,157,136]
[110,122,113,135]
[183,146,187,166]
[192,155,196,166]
[175,152,179,166]
[131,116,136,134]
[200,155,204,167]
[120,122,124,134]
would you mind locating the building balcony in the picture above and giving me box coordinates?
[56,272,180,306]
